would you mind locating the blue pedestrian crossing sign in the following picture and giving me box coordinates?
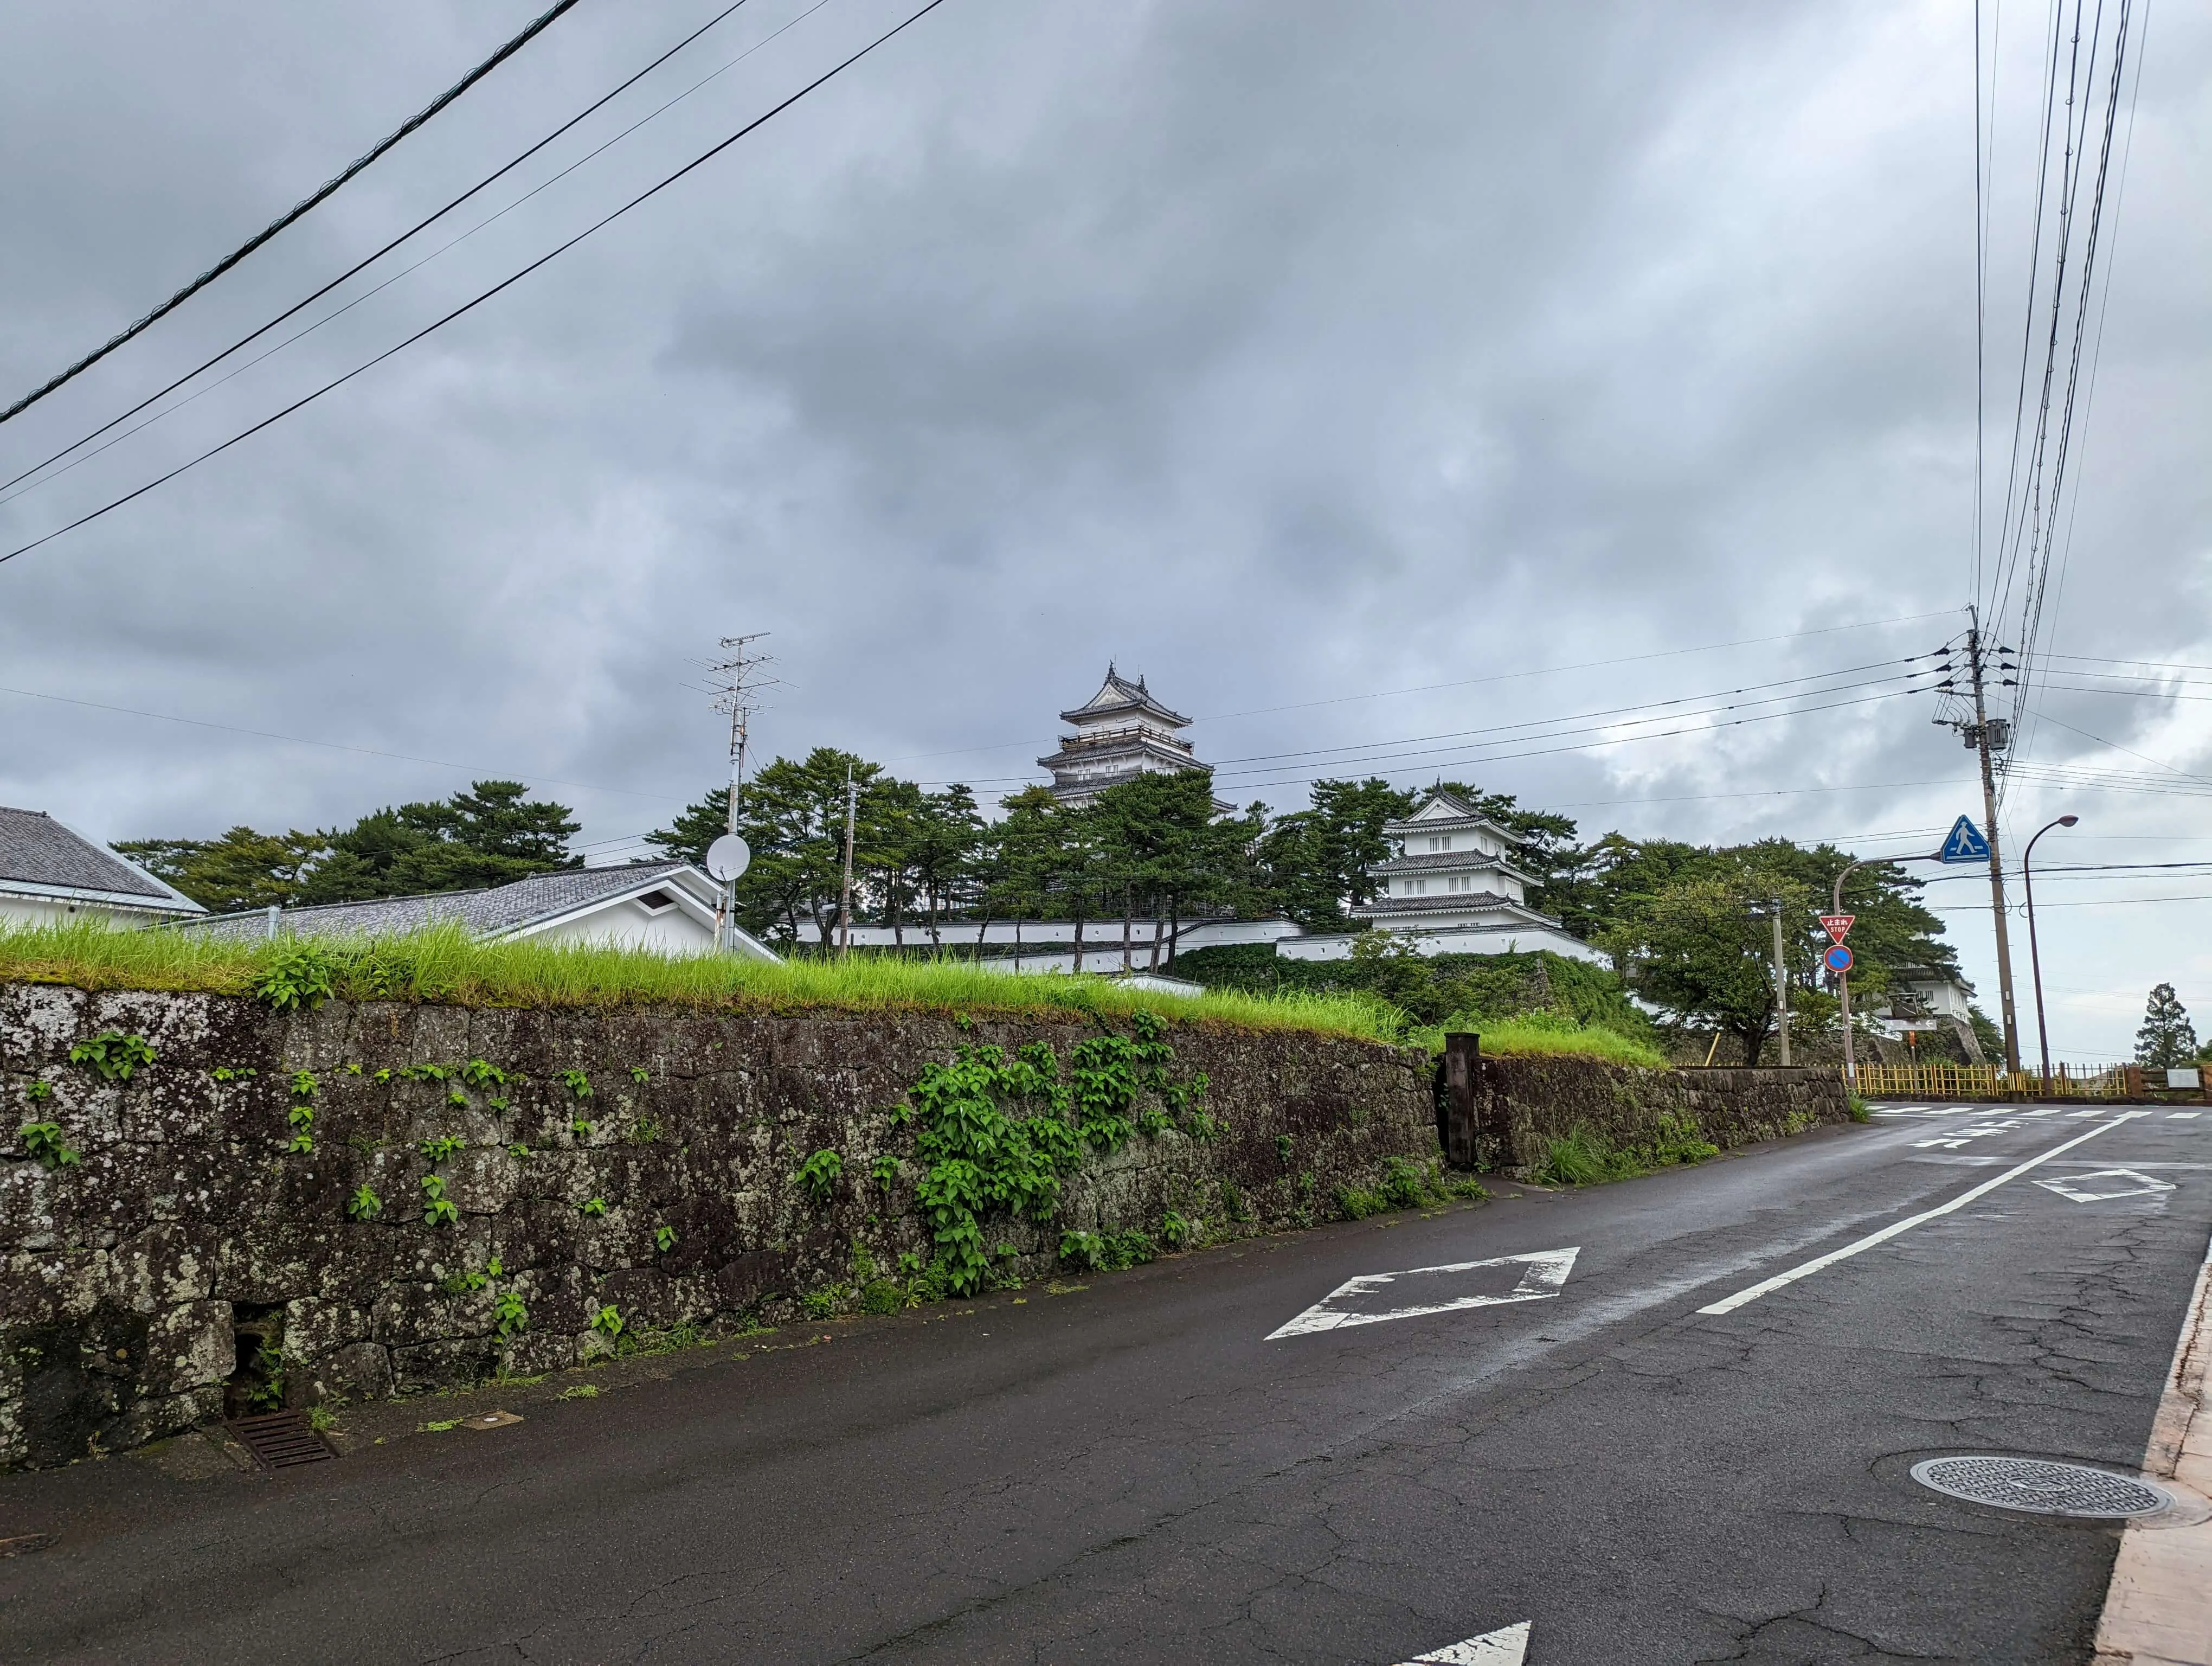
[1940,815,1991,864]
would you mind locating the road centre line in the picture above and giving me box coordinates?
[1699,1114,2149,1316]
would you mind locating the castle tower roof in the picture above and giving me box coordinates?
[1059,665,1191,730]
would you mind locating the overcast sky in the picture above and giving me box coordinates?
[2,1,2207,1058]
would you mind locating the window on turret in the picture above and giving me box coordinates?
[1427,835,1450,851]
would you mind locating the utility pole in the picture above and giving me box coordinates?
[1771,908,1791,1068]
[837,764,857,958]
[1958,611,2023,1075]
[706,635,775,953]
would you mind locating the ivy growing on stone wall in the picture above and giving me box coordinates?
[888,1011,1212,1299]
[67,1031,156,1082]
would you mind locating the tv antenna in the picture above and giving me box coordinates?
[705,633,776,950]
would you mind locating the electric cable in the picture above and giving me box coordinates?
[0,0,951,569]
[878,611,1961,766]
[0,0,785,502]
[0,0,586,426]
[1197,658,1937,771]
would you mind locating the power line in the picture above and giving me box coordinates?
[0,0,951,569]
[916,682,1941,793]
[1197,659,1934,772]
[0,0,587,426]
[878,611,1962,766]
[0,0,804,504]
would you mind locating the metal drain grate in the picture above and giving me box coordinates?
[227,1409,336,1470]
[1911,1456,2170,1518]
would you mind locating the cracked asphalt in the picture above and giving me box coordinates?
[3,1105,2209,1665]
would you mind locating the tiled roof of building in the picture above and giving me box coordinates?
[1350,892,1558,922]
[0,805,190,905]
[185,861,692,941]
[1059,665,1192,728]
[1373,850,1522,874]
[1383,792,1526,845]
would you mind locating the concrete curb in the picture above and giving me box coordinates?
[2095,1232,2212,1665]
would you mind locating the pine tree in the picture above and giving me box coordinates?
[2136,983,2200,1069]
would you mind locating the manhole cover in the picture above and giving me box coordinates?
[1911,1456,2171,1518]
[226,1409,336,1470]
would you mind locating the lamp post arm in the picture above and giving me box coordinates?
[2023,815,2079,1092]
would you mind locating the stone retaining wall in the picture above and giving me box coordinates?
[1,985,1436,1467]
[1473,1056,1850,1171]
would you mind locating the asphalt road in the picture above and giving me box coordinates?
[4,1103,2209,1665]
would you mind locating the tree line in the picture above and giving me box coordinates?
[116,781,581,912]
[114,757,1967,1061]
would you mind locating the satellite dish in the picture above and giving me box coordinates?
[704,834,751,882]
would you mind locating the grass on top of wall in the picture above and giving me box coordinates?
[0,920,1406,1044]
[1408,1008,1670,1069]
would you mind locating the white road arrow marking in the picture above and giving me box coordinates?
[1266,1249,1577,1340]
[2034,1168,2178,1203]
[1396,1620,1532,1664]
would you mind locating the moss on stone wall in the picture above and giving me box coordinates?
[0,984,1437,1466]
[1475,1058,1849,1174]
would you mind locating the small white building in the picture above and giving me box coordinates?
[1876,966,1984,1060]
[0,805,204,928]
[1308,789,1606,965]
[184,861,779,960]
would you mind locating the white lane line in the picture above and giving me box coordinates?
[1399,1622,1532,1664]
[2171,1112,2202,1120]
[1267,1249,1577,1340]
[1698,1114,2147,1316]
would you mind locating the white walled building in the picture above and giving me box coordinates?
[1306,790,1606,965]
[0,805,204,929]
[185,861,779,960]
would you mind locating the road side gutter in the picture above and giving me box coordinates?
[2096,1231,2212,1665]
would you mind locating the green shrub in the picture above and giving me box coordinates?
[795,1149,844,1204]
[67,1030,157,1081]
[255,945,336,1011]
[1058,1228,1155,1271]
[1532,1129,1621,1187]
[18,1121,80,1170]
[1533,1112,1718,1186]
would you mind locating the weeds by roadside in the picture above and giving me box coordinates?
[1531,1112,1720,1187]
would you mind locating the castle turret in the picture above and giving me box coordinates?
[1039,667,1209,808]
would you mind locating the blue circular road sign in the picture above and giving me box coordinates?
[1824,944,1854,974]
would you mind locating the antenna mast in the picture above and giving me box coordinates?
[706,633,776,952]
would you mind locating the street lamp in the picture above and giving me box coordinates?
[2024,813,2080,1094]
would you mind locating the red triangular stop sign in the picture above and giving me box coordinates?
[1820,914,1855,943]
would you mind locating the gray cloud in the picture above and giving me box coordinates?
[2,0,2207,1053]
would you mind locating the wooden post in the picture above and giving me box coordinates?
[1442,1033,1481,1169]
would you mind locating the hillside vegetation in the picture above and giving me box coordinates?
[1172,943,1669,1066]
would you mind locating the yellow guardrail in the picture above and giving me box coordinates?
[1850,1061,2140,1101]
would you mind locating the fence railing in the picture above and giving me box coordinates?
[1851,1061,2146,1101]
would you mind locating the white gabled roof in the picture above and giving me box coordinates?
[1385,791,1526,847]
